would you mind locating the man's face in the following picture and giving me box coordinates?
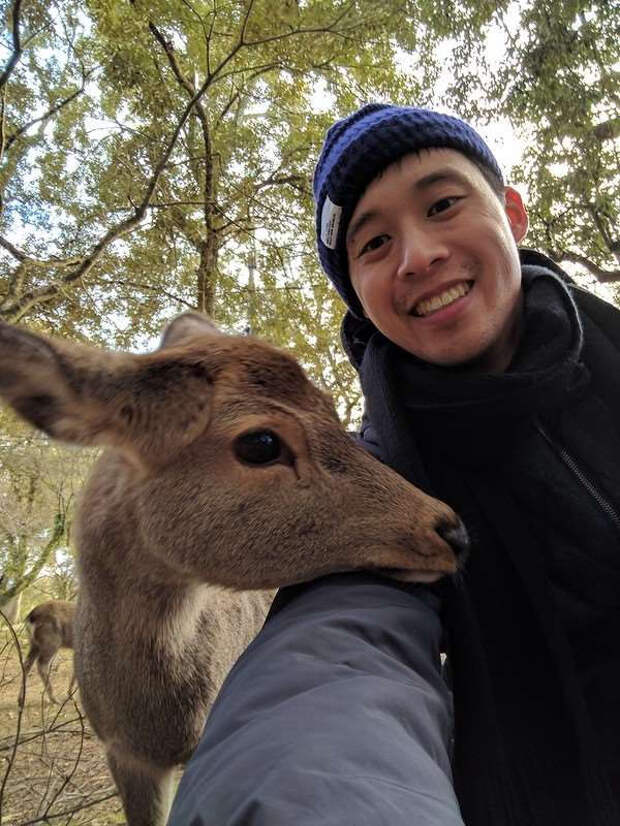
[346,149,528,372]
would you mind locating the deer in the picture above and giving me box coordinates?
[17,599,76,707]
[0,312,468,826]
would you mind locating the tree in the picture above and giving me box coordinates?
[504,2,619,286]
[440,0,619,289]
[0,0,447,419]
[0,412,88,613]
[0,1,426,329]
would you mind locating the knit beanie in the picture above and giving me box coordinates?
[313,103,504,318]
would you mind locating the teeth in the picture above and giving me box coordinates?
[414,282,471,317]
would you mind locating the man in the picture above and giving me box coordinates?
[169,105,620,825]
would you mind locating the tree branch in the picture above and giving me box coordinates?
[1,56,221,321]
[39,699,86,819]
[241,1,357,49]
[0,606,26,819]
[0,235,82,267]
[239,0,257,45]
[98,276,195,309]
[0,0,23,90]
[0,88,6,167]
[554,249,620,283]
[4,68,94,154]
[0,508,67,603]
[211,59,284,84]
[19,789,119,824]
[149,23,195,97]
[254,172,308,195]
[592,117,620,142]
[204,0,218,76]
[149,22,215,231]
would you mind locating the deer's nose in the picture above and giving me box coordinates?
[437,518,470,560]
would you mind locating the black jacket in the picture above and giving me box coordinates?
[348,250,620,826]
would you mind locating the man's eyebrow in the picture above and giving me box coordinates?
[413,168,471,191]
[346,210,379,247]
[346,168,471,247]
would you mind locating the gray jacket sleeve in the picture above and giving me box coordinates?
[168,573,464,826]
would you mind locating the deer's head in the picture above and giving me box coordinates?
[0,314,467,588]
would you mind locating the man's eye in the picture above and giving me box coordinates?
[428,196,460,217]
[358,234,389,256]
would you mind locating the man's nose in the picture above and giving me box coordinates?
[396,225,449,280]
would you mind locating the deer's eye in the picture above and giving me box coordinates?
[234,430,282,465]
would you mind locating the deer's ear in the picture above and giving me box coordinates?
[0,321,214,460]
[0,321,79,438]
[159,312,221,350]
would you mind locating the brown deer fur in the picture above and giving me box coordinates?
[0,313,465,826]
[18,600,76,706]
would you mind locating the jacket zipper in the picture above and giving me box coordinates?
[535,421,620,535]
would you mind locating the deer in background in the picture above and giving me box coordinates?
[0,313,467,826]
[17,600,76,707]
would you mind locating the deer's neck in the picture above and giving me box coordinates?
[76,453,207,634]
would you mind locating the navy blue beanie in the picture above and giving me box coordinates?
[313,103,504,318]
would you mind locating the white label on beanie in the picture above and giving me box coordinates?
[320,195,342,250]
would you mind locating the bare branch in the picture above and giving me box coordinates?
[207,2,254,84]
[588,205,616,255]
[0,716,85,753]
[20,20,52,51]
[211,59,284,84]
[39,699,86,819]
[180,0,208,34]
[134,199,207,208]
[245,23,352,48]
[215,86,241,127]
[0,607,26,823]
[241,1,357,49]
[19,789,119,824]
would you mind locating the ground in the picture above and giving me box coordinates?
[0,625,125,825]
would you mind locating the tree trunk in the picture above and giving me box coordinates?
[196,234,218,315]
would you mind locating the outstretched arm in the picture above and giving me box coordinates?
[169,572,464,826]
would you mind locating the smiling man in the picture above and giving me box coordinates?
[169,105,620,826]
[312,104,620,825]
[345,150,526,370]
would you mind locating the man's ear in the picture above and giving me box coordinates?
[504,186,529,244]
